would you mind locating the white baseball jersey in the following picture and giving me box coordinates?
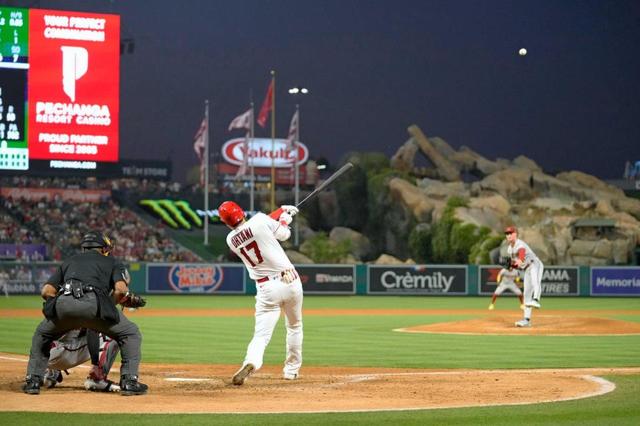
[507,238,540,268]
[226,212,293,280]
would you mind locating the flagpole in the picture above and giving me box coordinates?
[270,70,276,211]
[294,104,300,246]
[250,102,255,212]
[204,99,210,246]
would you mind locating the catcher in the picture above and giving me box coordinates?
[44,329,121,392]
[22,230,148,396]
[488,257,524,310]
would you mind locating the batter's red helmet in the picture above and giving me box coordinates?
[218,201,245,227]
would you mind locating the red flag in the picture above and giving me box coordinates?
[285,110,299,151]
[257,80,273,128]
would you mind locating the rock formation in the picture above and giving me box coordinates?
[386,125,640,266]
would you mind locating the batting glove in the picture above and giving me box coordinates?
[281,268,298,284]
[279,212,293,226]
[280,205,299,216]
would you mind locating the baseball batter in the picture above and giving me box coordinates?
[218,201,303,385]
[488,264,524,310]
[44,328,121,392]
[505,226,544,327]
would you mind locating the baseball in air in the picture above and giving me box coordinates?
[519,48,527,56]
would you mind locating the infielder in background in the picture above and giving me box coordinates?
[488,259,524,310]
[218,201,303,385]
[0,269,9,297]
[44,328,121,392]
[505,226,544,327]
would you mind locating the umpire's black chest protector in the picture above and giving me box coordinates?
[57,251,118,293]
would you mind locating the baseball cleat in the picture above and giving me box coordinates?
[283,373,298,380]
[515,319,531,327]
[526,299,541,309]
[22,376,42,395]
[85,378,121,392]
[232,363,255,386]
[488,304,495,310]
[119,375,148,396]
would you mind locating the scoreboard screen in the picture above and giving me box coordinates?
[0,6,119,171]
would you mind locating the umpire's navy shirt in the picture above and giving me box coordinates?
[47,251,129,293]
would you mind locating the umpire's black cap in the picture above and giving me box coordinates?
[80,231,113,250]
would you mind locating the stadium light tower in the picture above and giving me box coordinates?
[288,86,309,246]
[288,87,309,95]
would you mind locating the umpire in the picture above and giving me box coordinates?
[22,231,147,396]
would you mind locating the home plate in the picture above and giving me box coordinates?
[165,377,213,382]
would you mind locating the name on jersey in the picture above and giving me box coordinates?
[231,227,254,248]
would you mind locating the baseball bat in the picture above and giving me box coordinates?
[296,162,354,208]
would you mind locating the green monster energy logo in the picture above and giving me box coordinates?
[139,199,208,229]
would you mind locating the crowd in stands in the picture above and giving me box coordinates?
[1,176,201,263]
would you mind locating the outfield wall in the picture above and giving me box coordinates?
[2,262,639,297]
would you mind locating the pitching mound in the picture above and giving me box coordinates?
[0,353,634,413]
[397,314,640,336]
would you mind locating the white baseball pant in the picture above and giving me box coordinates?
[494,281,522,296]
[523,260,544,319]
[242,276,303,377]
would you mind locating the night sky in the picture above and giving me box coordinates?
[23,0,640,181]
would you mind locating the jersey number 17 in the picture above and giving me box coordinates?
[239,241,264,267]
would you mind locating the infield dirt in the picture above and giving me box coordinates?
[2,353,638,413]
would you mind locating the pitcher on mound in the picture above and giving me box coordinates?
[505,226,544,327]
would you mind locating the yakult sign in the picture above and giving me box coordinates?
[222,138,309,168]
[368,265,467,295]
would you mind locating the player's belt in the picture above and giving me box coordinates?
[522,260,540,270]
[256,271,288,283]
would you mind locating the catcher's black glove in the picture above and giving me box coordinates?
[120,291,146,309]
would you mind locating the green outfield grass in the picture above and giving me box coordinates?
[1,295,639,424]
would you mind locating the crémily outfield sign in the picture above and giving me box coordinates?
[368,265,467,295]
[591,267,640,296]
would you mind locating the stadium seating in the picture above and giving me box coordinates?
[0,176,201,262]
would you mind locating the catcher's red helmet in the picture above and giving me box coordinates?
[218,201,245,227]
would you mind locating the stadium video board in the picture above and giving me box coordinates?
[0,6,119,171]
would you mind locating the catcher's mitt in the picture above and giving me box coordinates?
[500,256,513,270]
[120,291,146,309]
